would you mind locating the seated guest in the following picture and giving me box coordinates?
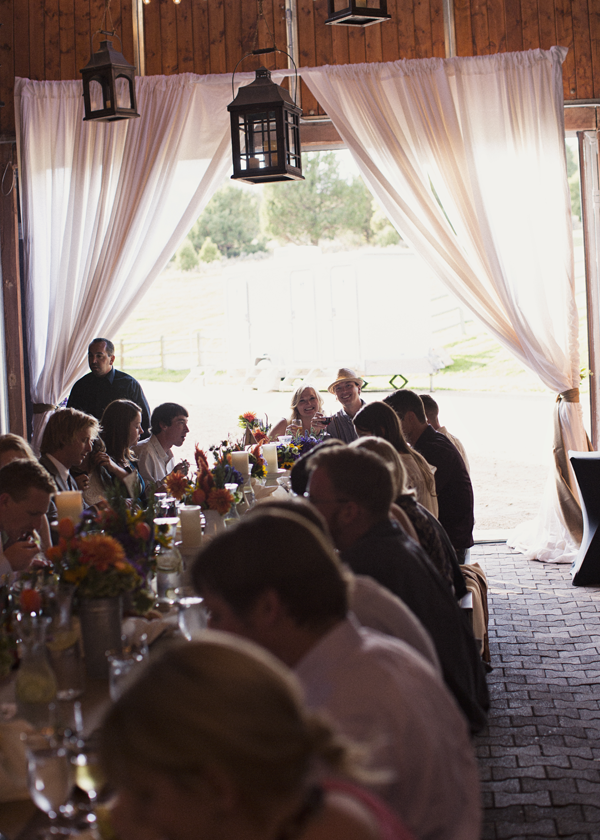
[80,438,113,510]
[67,338,151,437]
[193,511,482,840]
[134,402,189,487]
[100,635,416,840]
[98,400,145,502]
[254,497,439,672]
[420,394,470,473]
[350,438,467,599]
[326,369,366,443]
[40,408,99,493]
[0,460,55,575]
[385,390,474,560]
[290,438,344,496]
[270,385,329,439]
[353,401,438,517]
[0,435,52,550]
[306,446,488,732]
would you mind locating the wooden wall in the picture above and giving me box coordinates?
[1,0,599,138]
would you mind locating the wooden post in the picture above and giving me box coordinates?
[579,128,600,448]
[0,143,27,436]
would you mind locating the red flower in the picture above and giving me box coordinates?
[191,487,206,506]
[254,429,269,444]
[20,588,42,613]
[58,518,75,540]
[134,521,151,541]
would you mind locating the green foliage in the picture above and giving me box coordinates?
[199,237,221,263]
[176,238,199,272]
[370,202,402,246]
[262,152,374,246]
[565,143,577,179]
[189,185,265,258]
[569,174,581,221]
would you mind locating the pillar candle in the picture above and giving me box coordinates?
[179,505,203,549]
[55,491,83,524]
[262,443,279,475]
[230,451,250,478]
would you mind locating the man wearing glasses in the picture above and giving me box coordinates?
[326,368,365,443]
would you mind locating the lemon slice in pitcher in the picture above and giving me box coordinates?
[47,629,80,652]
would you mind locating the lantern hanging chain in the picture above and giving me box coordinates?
[252,0,277,53]
[91,0,123,52]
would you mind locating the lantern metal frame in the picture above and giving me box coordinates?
[80,2,140,123]
[325,0,391,26]
[228,48,304,185]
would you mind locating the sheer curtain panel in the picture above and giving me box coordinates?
[302,48,589,562]
[14,73,236,449]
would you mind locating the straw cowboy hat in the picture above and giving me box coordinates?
[328,368,365,394]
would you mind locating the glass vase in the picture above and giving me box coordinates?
[15,613,57,728]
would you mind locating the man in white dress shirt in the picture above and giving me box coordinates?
[0,460,56,576]
[134,402,189,487]
[192,510,481,840]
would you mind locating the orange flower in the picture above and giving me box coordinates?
[58,518,75,540]
[207,487,234,515]
[79,534,125,573]
[20,588,42,613]
[195,446,210,472]
[254,429,269,444]
[242,411,257,423]
[164,471,189,501]
[191,487,206,506]
[45,545,64,564]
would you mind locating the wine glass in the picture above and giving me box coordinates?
[26,736,75,836]
[72,742,106,811]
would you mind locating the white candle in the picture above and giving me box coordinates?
[55,491,83,524]
[230,451,250,478]
[262,444,279,475]
[179,505,203,549]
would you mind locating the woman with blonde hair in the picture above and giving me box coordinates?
[270,385,328,440]
[353,402,438,517]
[100,635,414,840]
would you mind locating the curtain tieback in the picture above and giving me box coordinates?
[556,389,579,404]
[32,403,57,414]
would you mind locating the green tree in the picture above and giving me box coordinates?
[189,185,265,259]
[370,202,402,246]
[176,238,199,272]
[199,236,220,263]
[262,152,374,246]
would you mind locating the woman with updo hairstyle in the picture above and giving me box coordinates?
[100,635,414,840]
[98,399,145,501]
[270,385,328,440]
[351,437,466,598]
[353,402,438,518]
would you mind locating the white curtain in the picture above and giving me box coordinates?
[14,73,242,449]
[301,48,588,561]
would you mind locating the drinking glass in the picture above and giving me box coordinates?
[72,742,105,808]
[175,587,208,641]
[107,652,146,701]
[26,736,75,836]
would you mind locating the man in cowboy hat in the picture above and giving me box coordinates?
[326,367,366,443]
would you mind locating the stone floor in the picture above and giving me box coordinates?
[472,543,600,840]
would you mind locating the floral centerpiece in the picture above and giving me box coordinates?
[238,411,271,444]
[165,444,246,515]
[276,433,324,469]
[46,520,142,600]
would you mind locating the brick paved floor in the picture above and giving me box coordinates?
[472,543,600,840]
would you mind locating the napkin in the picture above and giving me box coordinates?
[0,718,33,801]
[122,614,177,649]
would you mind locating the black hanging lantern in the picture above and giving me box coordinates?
[80,1,139,123]
[228,52,303,185]
[325,0,391,26]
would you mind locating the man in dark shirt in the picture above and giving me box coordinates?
[67,338,151,437]
[385,389,474,558]
[306,445,488,733]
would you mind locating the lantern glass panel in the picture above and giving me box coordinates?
[285,111,301,169]
[116,76,133,109]
[89,80,104,112]
[238,110,279,171]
